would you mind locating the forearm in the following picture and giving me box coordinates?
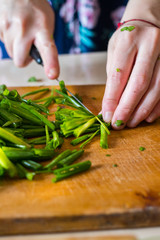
[121,0,160,26]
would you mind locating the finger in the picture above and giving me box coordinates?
[13,37,33,67]
[102,32,136,123]
[34,30,59,79]
[127,57,160,127]
[111,43,159,129]
[2,32,14,58]
[145,100,160,123]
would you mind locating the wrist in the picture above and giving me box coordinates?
[121,0,160,27]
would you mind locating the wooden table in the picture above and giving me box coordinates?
[0,52,160,240]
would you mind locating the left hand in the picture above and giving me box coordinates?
[102,21,160,129]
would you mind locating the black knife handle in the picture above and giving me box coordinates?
[30,45,43,66]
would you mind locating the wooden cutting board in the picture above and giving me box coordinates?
[0,85,160,236]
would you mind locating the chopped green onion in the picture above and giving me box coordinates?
[52,160,91,182]
[28,76,38,82]
[21,88,50,98]
[0,148,17,177]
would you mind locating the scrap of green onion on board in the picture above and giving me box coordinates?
[0,81,111,182]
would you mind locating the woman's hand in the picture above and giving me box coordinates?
[102,21,160,129]
[0,0,59,79]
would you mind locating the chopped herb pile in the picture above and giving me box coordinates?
[0,80,111,182]
[121,26,135,32]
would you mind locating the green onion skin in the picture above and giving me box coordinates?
[2,147,55,162]
[23,128,46,138]
[3,89,21,101]
[59,80,68,95]
[44,149,72,169]
[43,98,54,108]
[52,160,91,182]
[71,134,93,146]
[73,117,96,138]
[22,99,49,114]
[95,116,110,135]
[21,160,43,171]
[2,147,35,161]
[80,129,99,148]
[0,84,7,91]
[57,149,84,167]
[0,165,4,177]
[0,108,22,128]
[21,102,55,131]
[100,124,108,149]
[27,136,49,145]
[0,148,17,177]
[21,88,50,98]
[55,89,85,109]
[1,99,43,126]
[16,163,35,180]
[0,127,31,149]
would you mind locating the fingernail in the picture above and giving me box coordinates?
[104,112,113,122]
[48,68,57,79]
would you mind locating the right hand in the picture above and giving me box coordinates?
[0,0,59,79]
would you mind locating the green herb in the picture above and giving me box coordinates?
[106,154,111,157]
[115,120,124,127]
[113,164,118,167]
[28,76,38,82]
[116,68,120,72]
[121,26,135,32]
[139,146,146,151]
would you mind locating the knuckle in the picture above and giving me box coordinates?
[120,105,133,117]
[102,97,117,111]
[132,75,148,93]
[0,18,10,30]
[139,106,150,118]
[120,31,135,46]
[107,71,123,86]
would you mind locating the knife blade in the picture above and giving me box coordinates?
[30,45,92,114]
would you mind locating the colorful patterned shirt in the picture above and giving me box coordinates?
[0,0,128,59]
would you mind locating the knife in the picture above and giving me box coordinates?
[30,45,92,114]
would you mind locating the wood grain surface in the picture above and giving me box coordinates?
[0,85,160,235]
[0,235,137,240]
